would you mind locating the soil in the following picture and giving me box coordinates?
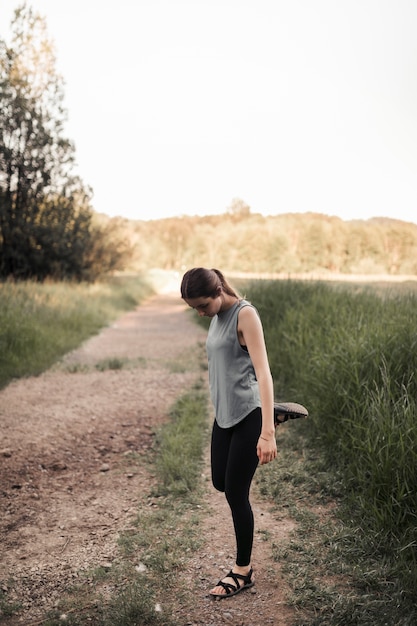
[0,286,301,626]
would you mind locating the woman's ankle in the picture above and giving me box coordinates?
[233,564,252,575]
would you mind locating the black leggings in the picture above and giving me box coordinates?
[211,408,262,566]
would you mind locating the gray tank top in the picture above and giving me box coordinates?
[206,299,261,428]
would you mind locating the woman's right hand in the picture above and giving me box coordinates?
[257,436,277,465]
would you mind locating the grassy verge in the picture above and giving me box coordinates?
[257,424,417,626]
[41,382,209,626]
[243,278,417,625]
[0,275,153,388]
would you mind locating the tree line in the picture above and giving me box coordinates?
[119,211,417,276]
[0,3,130,281]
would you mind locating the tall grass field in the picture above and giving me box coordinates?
[238,278,417,621]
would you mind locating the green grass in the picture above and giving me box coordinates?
[0,275,153,388]
[0,587,20,618]
[154,381,209,496]
[242,278,417,624]
[257,427,417,626]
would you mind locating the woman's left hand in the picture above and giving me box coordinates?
[257,436,277,465]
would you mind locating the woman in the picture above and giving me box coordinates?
[180,267,277,599]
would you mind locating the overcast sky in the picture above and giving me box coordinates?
[1,0,417,224]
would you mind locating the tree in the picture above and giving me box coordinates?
[227,197,251,218]
[0,3,115,280]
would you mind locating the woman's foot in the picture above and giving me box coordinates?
[209,565,254,599]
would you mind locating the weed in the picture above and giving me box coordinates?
[0,585,21,618]
[95,357,129,371]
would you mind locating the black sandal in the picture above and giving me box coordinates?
[209,568,254,599]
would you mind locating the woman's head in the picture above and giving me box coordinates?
[181,268,240,317]
[180,268,238,300]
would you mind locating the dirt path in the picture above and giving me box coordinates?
[0,290,298,626]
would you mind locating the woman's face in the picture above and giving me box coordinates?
[184,294,222,318]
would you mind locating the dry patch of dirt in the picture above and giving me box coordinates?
[0,291,300,626]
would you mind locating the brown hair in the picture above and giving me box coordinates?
[180,268,239,300]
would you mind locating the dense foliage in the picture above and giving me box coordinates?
[0,4,131,280]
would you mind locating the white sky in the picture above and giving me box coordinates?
[1,0,417,224]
